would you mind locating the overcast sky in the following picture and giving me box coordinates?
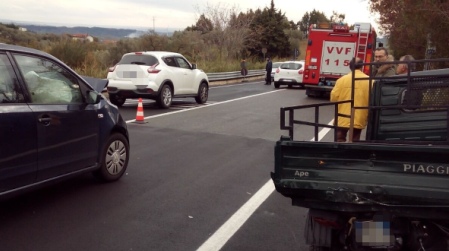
[3,0,378,31]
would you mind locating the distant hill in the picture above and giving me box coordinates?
[21,24,142,40]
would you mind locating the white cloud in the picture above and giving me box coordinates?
[2,0,379,32]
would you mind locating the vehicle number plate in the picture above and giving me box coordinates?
[121,71,137,78]
[355,221,393,247]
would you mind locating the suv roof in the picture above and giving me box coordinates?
[123,51,183,57]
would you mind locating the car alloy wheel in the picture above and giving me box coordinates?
[158,84,172,109]
[195,83,208,104]
[94,133,129,182]
[106,139,127,175]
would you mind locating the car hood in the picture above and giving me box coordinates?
[81,76,108,93]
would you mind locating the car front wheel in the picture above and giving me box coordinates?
[195,83,208,104]
[93,133,129,182]
[157,84,172,109]
[109,94,126,107]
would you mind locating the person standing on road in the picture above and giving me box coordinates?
[396,55,415,75]
[265,57,272,85]
[397,55,422,107]
[240,59,248,81]
[331,57,371,142]
[372,47,396,77]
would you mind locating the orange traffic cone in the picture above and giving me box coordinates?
[135,98,146,124]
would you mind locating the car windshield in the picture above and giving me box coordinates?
[118,54,158,66]
[281,62,301,70]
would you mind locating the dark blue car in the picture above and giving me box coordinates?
[0,43,130,198]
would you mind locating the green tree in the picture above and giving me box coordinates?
[185,14,214,34]
[369,0,449,63]
[48,38,89,69]
[247,0,291,58]
[297,9,329,37]
[329,11,346,23]
[138,31,170,51]
[192,2,252,61]
[286,29,303,59]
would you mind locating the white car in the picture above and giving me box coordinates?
[273,60,305,88]
[107,51,209,108]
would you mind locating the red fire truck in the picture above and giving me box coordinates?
[303,22,377,97]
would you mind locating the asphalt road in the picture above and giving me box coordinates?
[0,80,336,251]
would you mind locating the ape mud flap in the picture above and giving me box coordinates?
[304,209,343,247]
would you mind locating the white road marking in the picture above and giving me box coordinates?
[196,120,334,251]
[125,89,284,123]
[312,119,334,141]
[210,81,265,88]
[196,181,275,251]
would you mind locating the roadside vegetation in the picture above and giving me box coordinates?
[1,0,448,78]
[369,0,449,64]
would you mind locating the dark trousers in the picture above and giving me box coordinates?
[265,72,271,84]
[336,127,362,142]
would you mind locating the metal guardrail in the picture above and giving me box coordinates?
[101,69,265,91]
[206,69,265,81]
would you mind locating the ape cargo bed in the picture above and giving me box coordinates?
[271,65,449,220]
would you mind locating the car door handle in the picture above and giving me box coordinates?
[38,118,51,123]
[38,116,52,126]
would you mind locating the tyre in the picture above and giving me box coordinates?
[93,133,129,182]
[288,84,292,88]
[109,94,126,107]
[195,82,208,104]
[157,84,172,109]
[274,82,280,89]
[306,88,316,97]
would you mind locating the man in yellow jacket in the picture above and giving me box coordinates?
[330,57,370,142]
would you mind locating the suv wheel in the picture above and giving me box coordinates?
[274,82,280,89]
[157,84,172,109]
[93,133,129,182]
[109,94,126,107]
[195,83,208,104]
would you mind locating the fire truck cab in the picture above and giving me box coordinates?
[303,22,377,97]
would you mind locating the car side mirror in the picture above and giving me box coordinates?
[192,63,197,69]
[86,90,101,104]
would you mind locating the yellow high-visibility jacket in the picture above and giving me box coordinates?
[330,70,371,129]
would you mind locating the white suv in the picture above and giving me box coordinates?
[107,51,209,108]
